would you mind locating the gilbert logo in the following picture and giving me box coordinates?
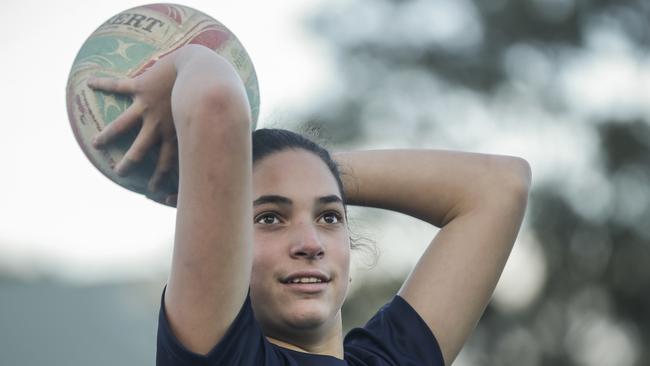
[104,12,164,32]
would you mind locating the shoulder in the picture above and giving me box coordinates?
[344,296,446,366]
[157,288,268,365]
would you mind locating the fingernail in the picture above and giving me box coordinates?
[115,161,125,176]
[148,179,158,193]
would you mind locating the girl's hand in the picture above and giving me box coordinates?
[164,193,178,207]
[87,53,179,194]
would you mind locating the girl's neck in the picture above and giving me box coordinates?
[265,313,345,359]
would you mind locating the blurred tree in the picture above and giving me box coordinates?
[305,0,650,365]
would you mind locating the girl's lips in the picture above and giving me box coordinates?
[281,270,331,293]
[283,281,329,294]
[281,270,331,284]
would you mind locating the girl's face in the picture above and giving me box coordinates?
[250,149,351,340]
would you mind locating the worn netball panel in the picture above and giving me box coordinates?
[67,3,259,204]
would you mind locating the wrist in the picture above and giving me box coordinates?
[172,44,221,71]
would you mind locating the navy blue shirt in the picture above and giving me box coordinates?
[157,290,445,366]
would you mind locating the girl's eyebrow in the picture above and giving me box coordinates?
[253,194,343,207]
[253,195,292,207]
[318,195,343,205]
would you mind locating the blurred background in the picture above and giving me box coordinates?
[1,0,649,365]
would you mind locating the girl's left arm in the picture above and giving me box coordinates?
[334,149,531,366]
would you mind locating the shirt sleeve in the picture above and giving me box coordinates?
[156,287,273,366]
[343,295,445,366]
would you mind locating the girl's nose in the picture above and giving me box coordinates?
[290,223,325,260]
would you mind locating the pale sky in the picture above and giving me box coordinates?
[0,0,335,282]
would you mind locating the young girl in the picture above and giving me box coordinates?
[89,44,531,366]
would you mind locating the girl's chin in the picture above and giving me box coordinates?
[283,304,332,329]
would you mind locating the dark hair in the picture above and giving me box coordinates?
[252,128,346,204]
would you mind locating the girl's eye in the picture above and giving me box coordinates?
[256,213,280,225]
[320,212,342,224]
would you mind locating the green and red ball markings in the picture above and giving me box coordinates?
[67,3,260,204]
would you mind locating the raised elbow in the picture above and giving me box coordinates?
[498,156,532,204]
[508,157,532,191]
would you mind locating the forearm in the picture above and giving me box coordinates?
[334,149,531,226]
[165,45,253,354]
[169,44,252,279]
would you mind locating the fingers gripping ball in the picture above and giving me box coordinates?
[66,3,260,204]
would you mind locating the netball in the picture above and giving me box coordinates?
[66,3,259,202]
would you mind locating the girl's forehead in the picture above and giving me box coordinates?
[254,149,323,169]
[253,150,338,187]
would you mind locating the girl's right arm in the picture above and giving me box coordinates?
[90,45,253,355]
